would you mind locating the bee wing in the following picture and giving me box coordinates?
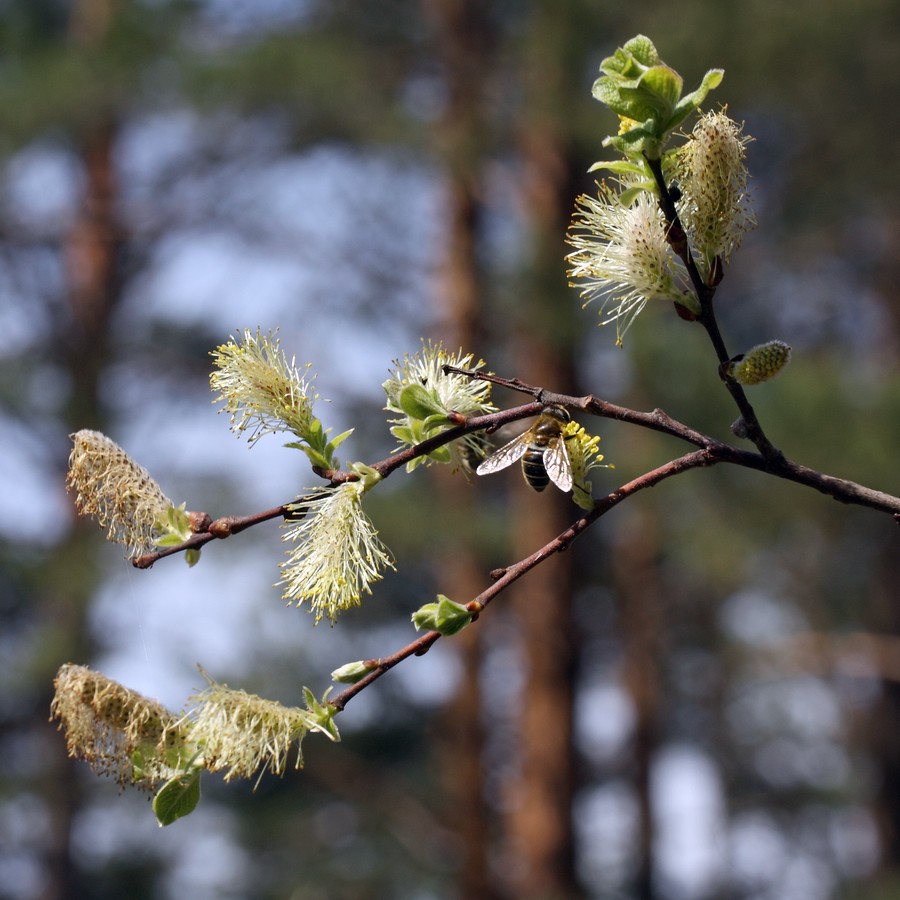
[476,433,529,476]
[544,438,573,492]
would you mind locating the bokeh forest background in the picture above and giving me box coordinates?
[2,1,900,898]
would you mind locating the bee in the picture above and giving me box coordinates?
[476,405,573,493]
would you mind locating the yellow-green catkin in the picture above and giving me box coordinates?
[189,679,315,781]
[729,341,792,385]
[67,430,173,556]
[675,110,755,272]
[209,327,318,444]
[50,664,183,788]
[280,483,394,623]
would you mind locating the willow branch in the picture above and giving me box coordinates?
[444,365,900,518]
[645,155,782,461]
[134,362,900,571]
[331,449,713,711]
[132,504,291,568]
[131,405,547,568]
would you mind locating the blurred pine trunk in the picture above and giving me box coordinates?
[43,2,123,897]
[425,1,499,896]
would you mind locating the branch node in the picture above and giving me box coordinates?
[189,511,212,533]
[209,518,235,538]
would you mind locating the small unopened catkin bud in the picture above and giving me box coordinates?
[730,416,751,439]
[727,341,792,385]
[331,660,376,684]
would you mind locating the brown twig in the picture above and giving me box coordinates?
[331,419,900,709]
[138,367,900,570]
[331,448,714,710]
[130,405,547,567]
[444,365,900,517]
[132,504,292,568]
[644,155,782,462]
[125,364,900,717]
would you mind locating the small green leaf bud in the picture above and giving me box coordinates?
[302,687,341,742]
[184,548,201,567]
[348,462,382,492]
[330,661,375,684]
[411,594,473,636]
[727,341,792,385]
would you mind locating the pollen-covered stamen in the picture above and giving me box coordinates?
[50,664,186,789]
[279,482,394,624]
[674,110,755,274]
[67,430,174,557]
[209,327,319,445]
[567,182,691,345]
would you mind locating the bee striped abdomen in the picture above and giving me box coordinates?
[521,448,551,491]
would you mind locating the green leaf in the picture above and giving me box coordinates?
[664,68,724,132]
[591,35,725,160]
[154,503,193,547]
[593,35,680,126]
[153,771,202,826]
[572,479,595,512]
[404,456,429,473]
[166,505,192,538]
[328,428,354,451]
[292,446,331,469]
[398,383,446,420]
[303,687,341,742]
[602,123,664,159]
[421,412,452,435]
[623,34,659,65]
[184,548,201,567]
[389,424,417,444]
[425,445,452,464]
[618,183,657,206]
[306,417,325,442]
[587,159,647,177]
[640,65,683,110]
[599,34,660,77]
